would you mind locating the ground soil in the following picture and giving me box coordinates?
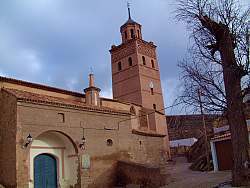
[162,157,231,188]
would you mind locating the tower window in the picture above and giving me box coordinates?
[142,56,146,65]
[128,57,132,66]
[153,104,156,110]
[151,60,155,68]
[118,62,122,71]
[137,30,140,38]
[130,29,134,39]
[125,31,128,40]
[150,88,154,95]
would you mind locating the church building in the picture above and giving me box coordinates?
[0,9,170,188]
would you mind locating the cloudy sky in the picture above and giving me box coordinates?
[0,0,248,114]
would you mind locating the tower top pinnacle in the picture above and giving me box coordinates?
[127,2,131,19]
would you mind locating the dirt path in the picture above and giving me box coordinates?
[162,157,231,188]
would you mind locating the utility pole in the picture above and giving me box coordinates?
[198,89,209,169]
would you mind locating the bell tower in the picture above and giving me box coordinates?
[110,7,165,112]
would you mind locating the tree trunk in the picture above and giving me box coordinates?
[219,29,249,186]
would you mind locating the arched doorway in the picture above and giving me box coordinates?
[29,131,79,188]
[34,154,57,188]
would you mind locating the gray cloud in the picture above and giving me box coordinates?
[1,0,247,114]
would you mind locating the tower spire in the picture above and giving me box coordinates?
[127,2,131,19]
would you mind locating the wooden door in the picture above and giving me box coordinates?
[34,154,57,188]
[215,139,233,171]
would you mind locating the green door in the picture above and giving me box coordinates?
[34,154,57,188]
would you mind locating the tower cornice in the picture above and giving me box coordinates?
[110,38,157,53]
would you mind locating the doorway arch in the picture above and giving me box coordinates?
[29,131,79,188]
[34,153,58,188]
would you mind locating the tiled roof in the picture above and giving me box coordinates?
[0,76,134,104]
[210,132,231,141]
[166,114,219,120]
[2,88,130,115]
[0,76,84,97]
[211,124,250,142]
[121,18,141,29]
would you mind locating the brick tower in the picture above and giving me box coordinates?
[110,8,165,112]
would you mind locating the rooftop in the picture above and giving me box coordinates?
[2,88,130,116]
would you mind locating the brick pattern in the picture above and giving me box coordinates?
[0,90,17,187]
[0,92,168,187]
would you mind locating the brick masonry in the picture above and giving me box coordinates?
[0,87,169,187]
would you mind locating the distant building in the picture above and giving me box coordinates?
[167,114,217,140]
[166,114,218,156]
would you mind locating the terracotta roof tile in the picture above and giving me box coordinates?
[2,88,130,115]
[0,76,84,97]
[211,132,231,141]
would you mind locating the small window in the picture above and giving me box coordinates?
[125,31,128,39]
[130,29,134,38]
[139,140,142,145]
[118,62,122,71]
[137,30,140,38]
[128,57,132,66]
[107,139,113,146]
[153,104,156,110]
[150,88,154,95]
[130,106,136,115]
[142,56,146,65]
[151,60,155,68]
[58,113,65,123]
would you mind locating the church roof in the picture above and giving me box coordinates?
[125,18,137,25]
[0,76,84,98]
[120,18,141,29]
[2,88,130,115]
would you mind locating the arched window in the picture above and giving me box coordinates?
[150,88,154,95]
[151,60,155,68]
[137,30,140,38]
[153,104,156,110]
[125,31,127,40]
[128,57,132,66]
[107,139,113,146]
[142,56,146,65]
[130,29,134,38]
[118,62,122,71]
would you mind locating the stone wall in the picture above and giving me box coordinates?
[116,160,168,187]
[0,90,17,187]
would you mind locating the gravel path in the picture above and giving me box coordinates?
[162,157,231,188]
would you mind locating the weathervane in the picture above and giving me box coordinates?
[127,1,131,19]
[90,67,94,74]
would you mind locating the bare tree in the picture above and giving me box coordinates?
[175,0,250,186]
